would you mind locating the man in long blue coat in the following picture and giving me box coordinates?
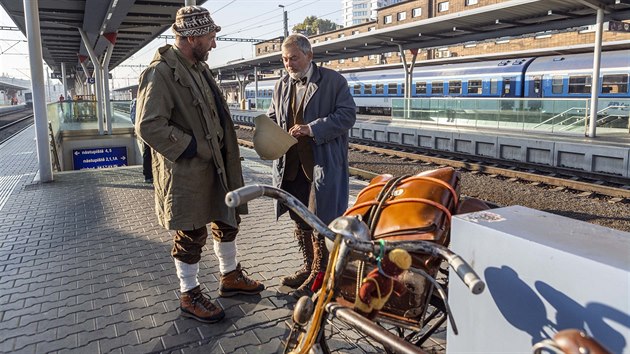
[267,33,356,298]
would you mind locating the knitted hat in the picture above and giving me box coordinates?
[172,6,221,37]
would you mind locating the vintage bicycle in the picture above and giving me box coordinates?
[226,167,487,353]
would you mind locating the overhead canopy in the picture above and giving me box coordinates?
[0,0,206,75]
[0,80,29,91]
[212,0,630,76]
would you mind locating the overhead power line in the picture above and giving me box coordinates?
[157,35,265,43]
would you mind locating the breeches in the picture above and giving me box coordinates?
[171,217,240,264]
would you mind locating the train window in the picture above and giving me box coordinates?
[568,75,592,94]
[415,82,427,94]
[388,83,397,95]
[267,89,273,96]
[449,80,462,94]
[401,83,406,96]
[353,85,361,95]
[552,76,564,94]
[490,79,498,95]
[468,80,482,94]
[375,84,385,95]
[601,74,628,94]
[432,81,444,94]
[364,84,373,95]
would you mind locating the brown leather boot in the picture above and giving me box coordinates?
[281,229,314,288]
[219,263,265,297]
[291,235,329,299]
[180,286,225,323]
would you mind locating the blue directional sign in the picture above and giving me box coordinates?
[73,147,128,170]
[87,77,95,84]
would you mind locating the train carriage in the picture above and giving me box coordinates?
[244,49,630,119]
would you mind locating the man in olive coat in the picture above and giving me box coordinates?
[135,6,264,324]
[267,34,356,298]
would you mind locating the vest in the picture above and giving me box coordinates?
[283,81,314,182]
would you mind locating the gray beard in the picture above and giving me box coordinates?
[288,72,305,80]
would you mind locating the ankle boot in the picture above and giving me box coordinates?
[291,234,329,299]
[281,229,314,288]
[219,263,265,297]
[180,286,225,323]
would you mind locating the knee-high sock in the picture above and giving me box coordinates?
[174,259,199,293]
[213,240,237,275]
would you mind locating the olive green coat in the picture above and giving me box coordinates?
[135,45,247,230]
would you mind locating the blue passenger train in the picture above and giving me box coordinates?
[245,49,630,115]
[24,92,33,108]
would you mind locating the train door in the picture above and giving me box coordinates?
[501,77,516,110]
[527,75,543,110]
[528,76,542,98]
[501,77,516,98]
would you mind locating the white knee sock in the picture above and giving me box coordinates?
[213,240,237,275]
[174,259,200,293]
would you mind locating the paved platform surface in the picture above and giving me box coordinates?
[0,126,447,353]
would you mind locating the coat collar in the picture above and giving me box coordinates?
[152,44,213,85]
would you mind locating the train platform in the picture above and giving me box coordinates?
[231,109,630,179]
[0,126,448,353]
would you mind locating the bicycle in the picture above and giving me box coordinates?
[226,167,485,354]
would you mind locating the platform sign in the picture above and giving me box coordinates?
[73,147,128,170]
[608,20,630,33]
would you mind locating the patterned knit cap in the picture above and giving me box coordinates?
[171,6,221,37]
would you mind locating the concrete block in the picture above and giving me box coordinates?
[447,206,630,354]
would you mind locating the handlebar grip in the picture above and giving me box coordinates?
[225,185,265,207]
[450,255,485,294]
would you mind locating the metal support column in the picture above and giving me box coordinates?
[61,62,68,98]
[102,33,117,135]
[78,29,104,135]
[398,44,418,120]
[588,8,604,138]
[23,0,53,182]
[78,54,91,97]
[254,67,258,110]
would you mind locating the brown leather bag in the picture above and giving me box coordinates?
[552,329,612,354]
[337,167,461,321]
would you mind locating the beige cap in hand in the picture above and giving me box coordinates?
[253,114,297,160]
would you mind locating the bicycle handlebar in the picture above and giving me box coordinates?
[226,184,484,295]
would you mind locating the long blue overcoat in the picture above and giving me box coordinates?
[267,62,356,225]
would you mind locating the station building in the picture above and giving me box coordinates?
[252,0,630,73]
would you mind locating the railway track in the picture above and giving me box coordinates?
[235,124,630,201]
[0,110,34,145]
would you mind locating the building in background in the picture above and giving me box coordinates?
[342,0,403,28]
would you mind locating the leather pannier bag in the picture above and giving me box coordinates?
[337,167,460,321]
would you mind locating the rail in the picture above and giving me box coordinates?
[531,107,585,129]
[557,105,630,131]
